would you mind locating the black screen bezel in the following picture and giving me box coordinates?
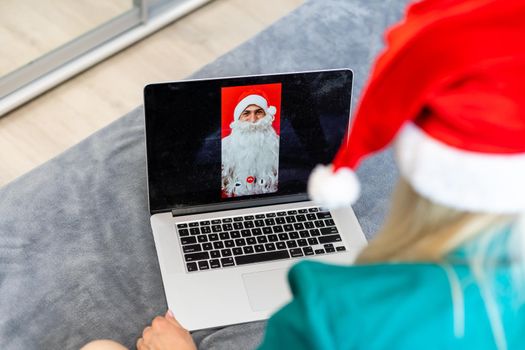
[144,69,353,215]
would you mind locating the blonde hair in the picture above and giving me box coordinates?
[355,179,525,350]
[356,179,515,264]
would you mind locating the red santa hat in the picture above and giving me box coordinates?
[234,90,277,121]
[308,0,525,213]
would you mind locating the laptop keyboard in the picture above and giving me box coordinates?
[176,207,347,272]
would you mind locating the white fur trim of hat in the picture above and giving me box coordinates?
[234,94,277,120]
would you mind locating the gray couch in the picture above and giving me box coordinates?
[0,0,409,348]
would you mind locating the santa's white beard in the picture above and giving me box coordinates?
[222,114,279,197]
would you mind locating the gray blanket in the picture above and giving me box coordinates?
[0,0,409,348]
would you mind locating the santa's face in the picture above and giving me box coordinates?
[221,112,279,198]
[239,104,265,123]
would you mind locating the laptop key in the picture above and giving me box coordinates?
[197,235,208,243]
[276,242,286,250]
[208,234,219,241]
[213,241,224,250]
[336,246,347,252]
[255,214,265,219]
[297,239,308,247]
[308,208,319,212]
[201,226,211,234]
[272,225,284,233]
[177,223,188,229]
[202,243,213,251]
[235,238,246,246]
[224,240,235,248]
[287,210,297,215]
[189,222,199,227]
[304,222,315,229]
[298,209,308,214]
[283,224,293,231]
[317,212,332,219]
[210,259,220,269]
[186,262,198,272]
[319,234,342,244]
[306,214,317,220]
[233,247,243,256]
[251,228,262,236]
[296,215,306,222]
[254,244,265,252]
[241,229,251,237]
[257,236,268,244]
[244,215,254,220]
[262,227,272,234]
[265,218,276,226]
[230,231,241,239]
[233,222,243,230]
[200,220,210,226]
[266,212,276,217]
[290,248,303,257]
[286,240,297,248]
[210,250,220,258]
[268,234,278,242]
[285,216,296,223]
[243,221,254,228]
[221,257,235,267]
[235,250,290,265]
[198,261,210,270]
[221,249,232,257]
[222,223,233,231]
[277,211,286,216]
[178,229,189,237]
[222,218,233,223]
[219,232,230,240]
[325,219,335,226]
[299,230,309,238]
[246,237,256,245]
[190,228,200,235]
[233,217,243,222]
[181,236,197,245]
[211,219,221,225]
[294,223,305,230]
[303,247,314,256]
[321,227,339,235]
[265,243,276,251]
[308,237,318,245]
[278,233,288,241]
[314,220,325,228]
[275,217,286,224]
[254,220,265,227]
[309,229,321,236]
[243,246,254,254]
[289,232,299,239]
[184,252,209,262]
[315,249,325,255]
[212,225,222,232]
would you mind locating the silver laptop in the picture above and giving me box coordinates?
[143,69,367,331]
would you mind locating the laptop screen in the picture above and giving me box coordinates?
[144,69,353,214]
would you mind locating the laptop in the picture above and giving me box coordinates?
[143,69,367,331]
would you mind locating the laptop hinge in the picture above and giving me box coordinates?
[170,194,309,217]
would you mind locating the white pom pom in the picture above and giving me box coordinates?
[307,164,360,209]
[267,106,277,116]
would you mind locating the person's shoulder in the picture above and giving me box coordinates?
[288,260,457,303]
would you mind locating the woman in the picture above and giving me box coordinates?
[83,0,525,348]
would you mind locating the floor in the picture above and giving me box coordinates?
[0,0,303,187]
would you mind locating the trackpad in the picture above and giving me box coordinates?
[242,269,292,312]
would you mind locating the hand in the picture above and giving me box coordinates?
[137,310,197,350]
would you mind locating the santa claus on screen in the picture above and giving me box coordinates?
[221,91,279,197]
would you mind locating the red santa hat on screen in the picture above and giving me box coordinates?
[233,90,277,121]
[308,0,525,213]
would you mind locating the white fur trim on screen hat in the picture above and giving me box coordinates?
[234,94,277,120]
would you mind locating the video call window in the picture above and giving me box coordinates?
[221,83,282,198]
